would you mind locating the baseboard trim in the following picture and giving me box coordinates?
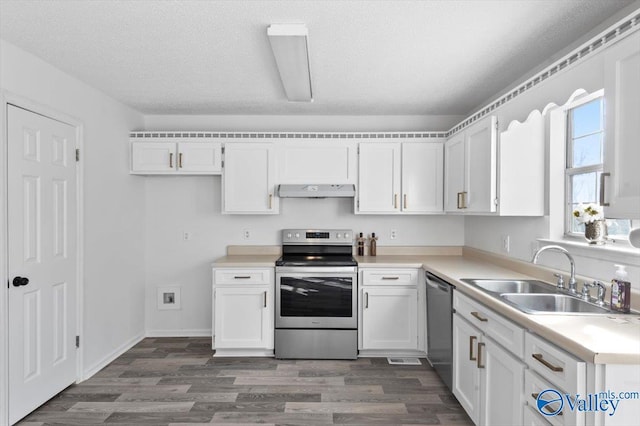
[81,332,145,382]
[146,329,212,337]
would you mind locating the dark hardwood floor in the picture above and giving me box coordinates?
[18,337,473,425]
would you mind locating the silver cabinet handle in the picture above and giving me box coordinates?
[234,276,251,279]
[469,335,477,361]
[394,193,398,209]
[263,291,267,308]
[477,342,485,369]
[600,172,610,206]
[403,194,407,209]
[457,192,462,209]
[381,276,399,280]
[269,193,273,209]
[532,353,563,372]
[169,152,174,168]
[470,311,488,322]
[365,292,369,308]
[461,191,467,209]
[178,152,183,168]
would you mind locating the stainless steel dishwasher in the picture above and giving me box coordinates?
[425,271,454,391]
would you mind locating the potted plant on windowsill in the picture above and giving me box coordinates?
[573,203,606,245]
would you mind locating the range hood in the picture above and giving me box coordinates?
[277,184,356,198]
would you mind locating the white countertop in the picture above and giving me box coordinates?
[214,250,640,364]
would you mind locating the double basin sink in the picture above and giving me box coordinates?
[460,279,611,315]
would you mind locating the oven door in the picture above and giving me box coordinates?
[275,266,357,329]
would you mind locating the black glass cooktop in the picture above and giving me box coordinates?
[275,255,357,267]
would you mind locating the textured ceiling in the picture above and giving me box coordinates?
[0,0,635,115]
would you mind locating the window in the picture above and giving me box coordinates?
[565,94,632,239]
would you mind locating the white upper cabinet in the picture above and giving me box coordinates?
[402,143,444,213]
[466,117,497,213]
[445,114,543,216]
[444,132,466,212]
[497,110,545,216]
[446,116,497,213]
[603,30,640,219]
[357,140,444,214]
[222,142,278,214]
[130,138,222,175]
[357,143,401,213]
[277,140,357,184]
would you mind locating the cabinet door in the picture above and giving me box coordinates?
[214,287,272,349]
[402,142,444,213]
[452,314,481,425]
[177,141,222,173]
[278,140,357,184]
[361,287,417,350]
[444,133,466,212]
[357,143,401,213]
[603,31,640,219]
[222,142,277,214]
[131,142,176,172]
[466,116,497,213]
[480,337,525,426]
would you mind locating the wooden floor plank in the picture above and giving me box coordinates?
[17,337,472,425]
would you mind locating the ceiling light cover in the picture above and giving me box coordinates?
[267,23,313,102]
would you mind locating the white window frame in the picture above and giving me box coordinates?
[564,91,605,238]
[563,89,637,241]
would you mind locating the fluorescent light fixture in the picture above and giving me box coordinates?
[267,24,313,102]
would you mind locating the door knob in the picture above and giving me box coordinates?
[12,276,29,287]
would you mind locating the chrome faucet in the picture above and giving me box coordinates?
[532,245,577,293]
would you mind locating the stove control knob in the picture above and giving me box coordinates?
[295,233,300,238]
[345,233,350,239]
[336,233,342,238]
[287,233,292,239]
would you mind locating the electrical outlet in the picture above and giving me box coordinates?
[390,229,397,240]
[243,229,251,240]
[501,235,510,253]
[183,231,192,241]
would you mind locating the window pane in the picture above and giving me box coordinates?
[571,172,598,204]
[571,203,586,234]
[572,133,603,167]
[572,99,603,138]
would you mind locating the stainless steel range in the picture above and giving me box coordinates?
[275,229,358,359]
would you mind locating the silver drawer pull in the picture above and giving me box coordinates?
[381,276,400,280]
[365,292,369,308]
[470,311,488,322]
[532,393,563,416]
[263,291,267,308]
[532,353,564,372]
[469,336,477,361]
[234,276,251,279]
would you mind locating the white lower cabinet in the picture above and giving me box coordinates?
[212,268,274,356]
[361,287,418,350]
[453,292,525,426]
[359,268,423,354]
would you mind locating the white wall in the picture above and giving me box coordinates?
[0,40,146,388]
[142,114,464,336]
[462,33,640,286]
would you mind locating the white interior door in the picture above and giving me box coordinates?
[7,105,78,424]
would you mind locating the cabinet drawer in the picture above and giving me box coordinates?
[524,369,583,426]
[361,269,419,286]
[525,333,586,396]
[523,405,552,426]
[453,292,524,358]
[214,268,273,285]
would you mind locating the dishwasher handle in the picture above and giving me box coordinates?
[426,272,454,293]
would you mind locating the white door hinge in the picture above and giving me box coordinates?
[75,148,80,162]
